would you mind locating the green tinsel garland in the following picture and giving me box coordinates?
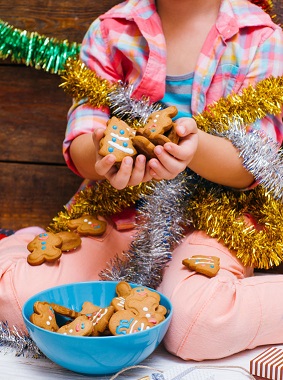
[0,19,80,74]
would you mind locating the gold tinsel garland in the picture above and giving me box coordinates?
[48,180,154,233]
[61,59,283,134]
[187,185,283,269]
[194,76,283,133]
[60,59,115,108]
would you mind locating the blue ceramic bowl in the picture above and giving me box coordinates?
[22,281,173,375]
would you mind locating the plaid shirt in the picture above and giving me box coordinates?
[64,0,283,176]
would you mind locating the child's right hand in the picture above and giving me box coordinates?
[93,129,153,190]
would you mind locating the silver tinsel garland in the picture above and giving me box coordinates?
[100,171,195,289]
[0,322,42,357]
[108,82,163,124]
[213,118,283,200]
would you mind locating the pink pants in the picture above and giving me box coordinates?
[1,222,283,361]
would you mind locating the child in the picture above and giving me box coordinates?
[1,0,283,361]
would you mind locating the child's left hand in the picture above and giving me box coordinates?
[148,117,199,180]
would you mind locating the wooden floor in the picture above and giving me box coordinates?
[1,341,281,379]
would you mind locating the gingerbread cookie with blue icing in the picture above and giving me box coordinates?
[67,215,107,237]
[30,301,59,332]
[124,285,167,325]
[109,309,151,336]
[57,315,93,336]
[99,116,137,162]
[27,232,63,266]
[182,255,220,277]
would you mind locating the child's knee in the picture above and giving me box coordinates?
[162,275,261,360]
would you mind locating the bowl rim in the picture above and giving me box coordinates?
[22,280,173,339]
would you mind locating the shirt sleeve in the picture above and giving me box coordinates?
[238,26,283,190]
[63,18,122,175]
[240,26,283,144]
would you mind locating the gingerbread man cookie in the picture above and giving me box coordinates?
[141,106,178,138]
[99,116,137,162]
[182,255,220,277]
[133,106,179,159]
[124,286,167,325]
[57,316,93,336]
[109,310,151,336]
[30,301,59,332]
[111,281,132,311]
[67,215,107,237]
[27,232,63,266]
[79,301,101,315]
[125,295,167,325]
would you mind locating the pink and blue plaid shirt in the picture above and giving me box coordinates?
[64,0,283,176]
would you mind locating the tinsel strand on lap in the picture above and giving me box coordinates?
[100,171,194,289]
[48,180,153,232]
[187,183,283,269]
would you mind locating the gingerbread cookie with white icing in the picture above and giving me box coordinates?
[140,106,178,138]
[182,255,220,277]
[124,285,167,325]
[99,116,137,162]
[111,281,132,311]
[30,301,59,332]
[57,315,93,336]
[67,215,107,237]
[87,306,115,336]
[109,310,151,336]
[133,106,179,159]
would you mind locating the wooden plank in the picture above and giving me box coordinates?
[0,0,121,41]
[0,65,71,163]
[0,0,121,230]
[0,162,82,230]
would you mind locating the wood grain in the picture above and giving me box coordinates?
[0,162,82,230]
[0,0,121,41]
[0,0,120,230]
[0,66,71,163]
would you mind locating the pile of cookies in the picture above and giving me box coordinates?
[27,215,107,266]
[30,281,167,336]
[99,106,179,162]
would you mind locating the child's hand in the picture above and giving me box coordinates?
[147,117,199,180]
[93,129,153,190]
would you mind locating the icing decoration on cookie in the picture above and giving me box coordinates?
[67,215,107,236]
[111,281,132,311]
[87,306,115,336]
[99,116,137,161]
[30,301,59,332]
[182,255,220,277]
[57,316,93,336]
[142,106,178,137]
[125,295,167,325]
[133,106,179,159]
[109,310,151,335]
[27,232,63,265]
